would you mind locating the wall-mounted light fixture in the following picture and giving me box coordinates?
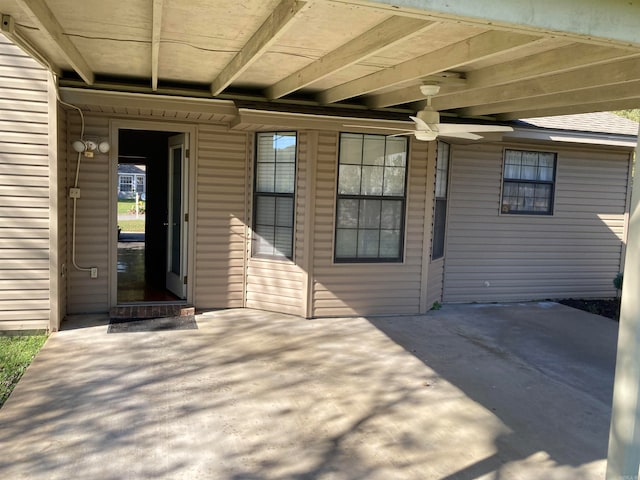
[72,139,110,156]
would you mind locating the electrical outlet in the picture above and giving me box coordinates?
[90,267,98,279]
[69,187,81,199]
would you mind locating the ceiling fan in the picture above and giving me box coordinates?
[345,84,513,141]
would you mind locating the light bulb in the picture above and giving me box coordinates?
[98,141,110,154]
[72,140,86,153]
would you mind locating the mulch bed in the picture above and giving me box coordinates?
[557,298,621,321]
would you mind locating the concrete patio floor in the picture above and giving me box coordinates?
[0,302,617,479]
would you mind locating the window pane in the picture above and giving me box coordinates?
[340,134,363,165]
[338,164,361,195]
[274,227,293,257]
[274,133,296,162]
[379,230,400,258]
[257,134,276,163]
[363,135,385,166]
[337,199,359,228]
[384,166,406,196]
[254,224,275,256]
[255,196,275,226]
[275,197,294,227]
[432,199,447,259]
[361,165,384,195]
[521,152,537,180]
[275,163,295,193]
[335,229,358,258]
[386,138,407,166]
[358,229,379,257]
[256,163,275,192]
[359,199,381,229]
[381,200,402,229]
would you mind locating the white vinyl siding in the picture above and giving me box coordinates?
[312,133,430,317]
[443,143,632,303]
[0,35,51,330]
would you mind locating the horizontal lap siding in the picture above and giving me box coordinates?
[195,126,247,308]
[0,36,50,329]
[443,143,631,303]
[312,134,429,317]
[65,114,110,313]
[245,132,307,316]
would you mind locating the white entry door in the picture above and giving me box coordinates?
[166,134,188,299]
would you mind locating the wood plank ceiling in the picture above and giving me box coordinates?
[0,0,639,121]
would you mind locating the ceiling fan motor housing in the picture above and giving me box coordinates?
[416,108,440,127]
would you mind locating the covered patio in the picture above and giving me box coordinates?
[0,1,639,477]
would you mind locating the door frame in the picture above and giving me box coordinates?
[108,119,197,307]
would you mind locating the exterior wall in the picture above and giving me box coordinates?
[194,124,247,309]
[0,35,51,330]
[443,142,632,303]
[310,132,432,317]
[426,258,444,306]
[65,114,110,313]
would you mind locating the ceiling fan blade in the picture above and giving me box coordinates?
[437,124,513,134]
[388,132,416,137]
[439,131,483,140]
[409,116,434,132]
[343,124,414,133]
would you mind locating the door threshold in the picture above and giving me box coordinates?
[110,304,195,320]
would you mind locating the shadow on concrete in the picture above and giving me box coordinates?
[0,304,615,479]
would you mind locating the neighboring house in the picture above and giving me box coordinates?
[117,164,146,200]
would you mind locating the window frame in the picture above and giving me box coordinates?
[501,148,557,216]
[333,132,409,264]
[251,131,297,261]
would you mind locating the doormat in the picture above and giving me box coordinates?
[108,315,198,333]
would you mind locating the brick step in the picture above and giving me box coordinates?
[110,305,195,320]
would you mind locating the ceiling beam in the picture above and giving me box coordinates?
[151,0,164,91]
[210,0,309,96]
[498,98,640,121]
[467,43,640,91]
[265,16,434,100]
[317,30,539,104]
[440,56,640,115]
[336,0,640,48]
[462,80,640,117]
[15,0,94,84]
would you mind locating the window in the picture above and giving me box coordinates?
[119,175,133,193]
[432,141,449,260]
[501,149,556,215]
[335,133,408,262]
[135,175,145,194]
[252,132,296,259]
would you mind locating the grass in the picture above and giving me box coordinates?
[0,334,47,408]
[118,219,146,233]
[118,200,145,215]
